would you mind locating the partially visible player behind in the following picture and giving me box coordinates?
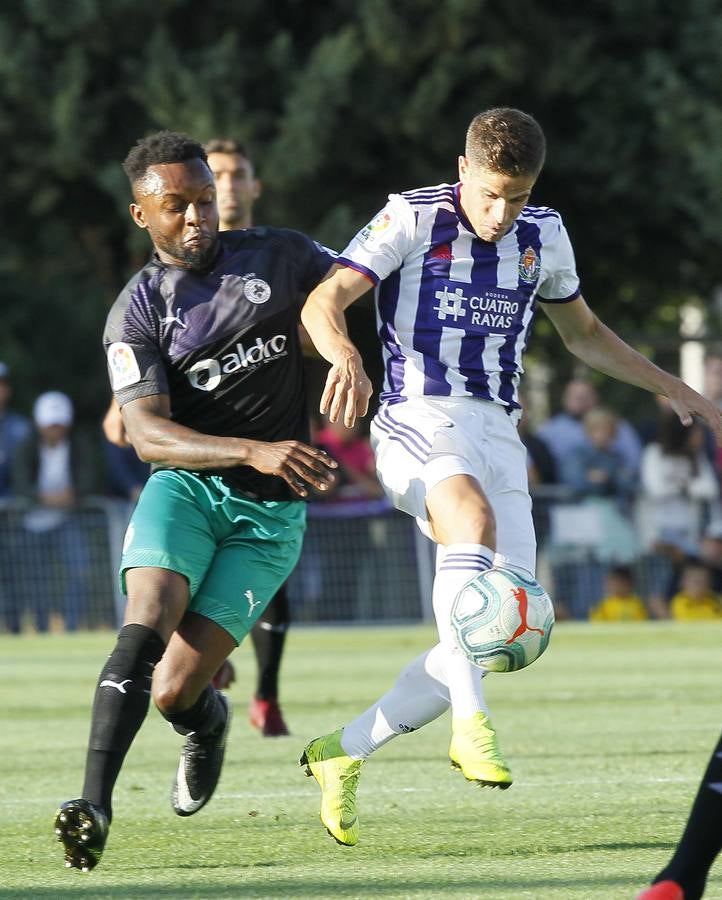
[298,107,722,847]
[205,138,292,736]
[636,726,722,899]
[103,138,292,737]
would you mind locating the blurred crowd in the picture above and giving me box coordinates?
[3,353,722,633]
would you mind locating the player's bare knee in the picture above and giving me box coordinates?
[152,674,193,715]
[123,569,188,642]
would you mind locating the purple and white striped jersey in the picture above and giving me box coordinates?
[338,183,581,411]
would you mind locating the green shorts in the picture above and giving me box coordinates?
[120,469,306,644]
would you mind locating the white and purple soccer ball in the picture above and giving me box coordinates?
[451,567,555,673]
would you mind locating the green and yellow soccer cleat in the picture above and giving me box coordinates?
[449,712,513,789]
[300,729,363,846]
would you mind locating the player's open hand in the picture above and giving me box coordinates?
[667,382,722,446]
[320,352,373,428]
[244,440,338,498]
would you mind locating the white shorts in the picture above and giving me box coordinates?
[370,396,536,575]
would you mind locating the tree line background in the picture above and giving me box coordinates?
[2,0,722,426]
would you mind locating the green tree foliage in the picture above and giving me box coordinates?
[1,0,722,419]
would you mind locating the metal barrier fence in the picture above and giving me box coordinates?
[286,499,434,624]
[0,498,124,634]
[0,490,713,633]
[0,497,436,633]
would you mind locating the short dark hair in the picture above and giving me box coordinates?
[465,108,546,176]
[122,130,208,186]
[607,565,633,583]
[203,138,252,161]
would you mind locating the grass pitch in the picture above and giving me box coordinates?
[1,621,721,899]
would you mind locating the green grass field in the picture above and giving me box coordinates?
[1,622,721,899]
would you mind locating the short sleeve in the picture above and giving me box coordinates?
[281,230,337,301]
[536,220,581,303]
[103,286,169,408]
[337,194,417,284]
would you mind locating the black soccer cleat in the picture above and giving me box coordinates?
[172,692,231,816]
[54,799,109,872]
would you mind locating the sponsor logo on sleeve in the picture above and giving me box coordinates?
[108,342,141,390]
[358,211,393,246]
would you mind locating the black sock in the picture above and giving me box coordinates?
[162,685,227,738]
[82,624,165,822]
[250,584,289,700]
[655,728,722,900]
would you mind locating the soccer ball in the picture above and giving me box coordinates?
[450,567,554,673]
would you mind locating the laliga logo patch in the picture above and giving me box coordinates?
[359,211,393,245]
[518,246,540,284]
[108,342,141,390]
[242,275,272,304]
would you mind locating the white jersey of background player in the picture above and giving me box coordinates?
[299,107,722,847]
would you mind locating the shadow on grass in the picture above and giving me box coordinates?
[0,873,638,899]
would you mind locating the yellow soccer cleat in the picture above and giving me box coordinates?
[449,712,513,789]
[300,728,363,846]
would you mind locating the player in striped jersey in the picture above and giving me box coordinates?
[298,107,722,847]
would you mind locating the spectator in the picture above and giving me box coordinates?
[103,439,149,504]
[589,566,647,622]
[635,393,673,446]
[670,560,722,620]
[550,409,639,619]
[10,391,98,631]
[662,520,722,604]
[314,415,385,502]
[703,352,722,411]
[703,352,722,480]
[538,377,642,475]
[0,361,31,497]
[517,407,557,488]
[638,410,719,554]
[560,408,636,504]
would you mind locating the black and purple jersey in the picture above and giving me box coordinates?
[103,227,334,500]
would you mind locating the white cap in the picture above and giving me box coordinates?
[34,391,74,428]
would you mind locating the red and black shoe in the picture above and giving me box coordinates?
[636,881,685,900]
[249,696,290,737]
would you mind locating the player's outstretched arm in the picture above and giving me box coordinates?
[121,394,337,497]
[544,295,722,445]
[301,264,374,428]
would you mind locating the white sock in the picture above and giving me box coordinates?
[340,644,452,759]
[433,543,493,719]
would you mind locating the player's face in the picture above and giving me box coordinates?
[207,151,261,230]
[129,159,219,269]
[457,157,537,242]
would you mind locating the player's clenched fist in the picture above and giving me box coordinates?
[244,440,338,497]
